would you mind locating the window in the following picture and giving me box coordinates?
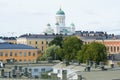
[35,41,37,44]
[84,42,86,44]
[10,52,12,56]
[41,68,45,72]
[29,68,32,72]
[42,46,44,51]
[107,47,109,51]
[42,41,44,44]
[117,46,119,52]
[111,46,113,52]
[5,53,8,57]
[114,47,116,52]
[19,59,22,62]
[20,52,22,57]
[28,52,31,56]
[33,53,35,56]
[24,52,26,57]
[46,41,48,44]
[34,68,38,72]
[0,52,3,56]
[58,70,60,73]
[14,53,17,56]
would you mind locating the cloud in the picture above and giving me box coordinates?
[30,12,52,16]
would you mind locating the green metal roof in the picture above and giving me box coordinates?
[56,8,65,15]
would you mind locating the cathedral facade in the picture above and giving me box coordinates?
[44,8,75,35]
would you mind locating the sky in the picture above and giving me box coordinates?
[0,0,120,37]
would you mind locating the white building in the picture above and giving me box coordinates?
[27,66,52,78]
[50,62,120,80]
[44,8,75,35]
[49,62,85,80]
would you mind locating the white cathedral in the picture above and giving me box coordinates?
[44,8,75,35]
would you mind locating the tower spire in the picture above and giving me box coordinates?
[60,5,61,10]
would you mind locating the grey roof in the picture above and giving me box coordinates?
[19,34,70,39]
[0,37,16,40]
[0,43,37,49]
[80,36,106,40]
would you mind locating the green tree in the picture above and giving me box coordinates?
[62,36,83,61]
[77,42,107,64]
[49,35,63,47]
[77,44,88,63]
[39,45,61,60]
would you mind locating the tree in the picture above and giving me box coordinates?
[77,44,88,63]
[77,42,107,64]
[62,36,83,61]
[39,45,61,60]
[49,35,63,48]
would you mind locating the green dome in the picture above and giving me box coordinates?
[70,23,75,27]
[55,23,59,25]
[56,8,65,15]
[47,23,51,26]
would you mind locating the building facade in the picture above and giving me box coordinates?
[17,34,62,52]
[82,38,120,55]
[103,40,120,54]
[0,42,39,63]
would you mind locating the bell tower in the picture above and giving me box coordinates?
[56,8,65,27]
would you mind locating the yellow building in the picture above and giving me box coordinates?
[0,41,39,63]
[17,34,59,52]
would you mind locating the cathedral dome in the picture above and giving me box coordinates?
[56,8,65,15]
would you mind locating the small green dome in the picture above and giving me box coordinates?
[55,23,59,25]
[47,23,51,26]
[56,8,65,15]
[70,23,75,27]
